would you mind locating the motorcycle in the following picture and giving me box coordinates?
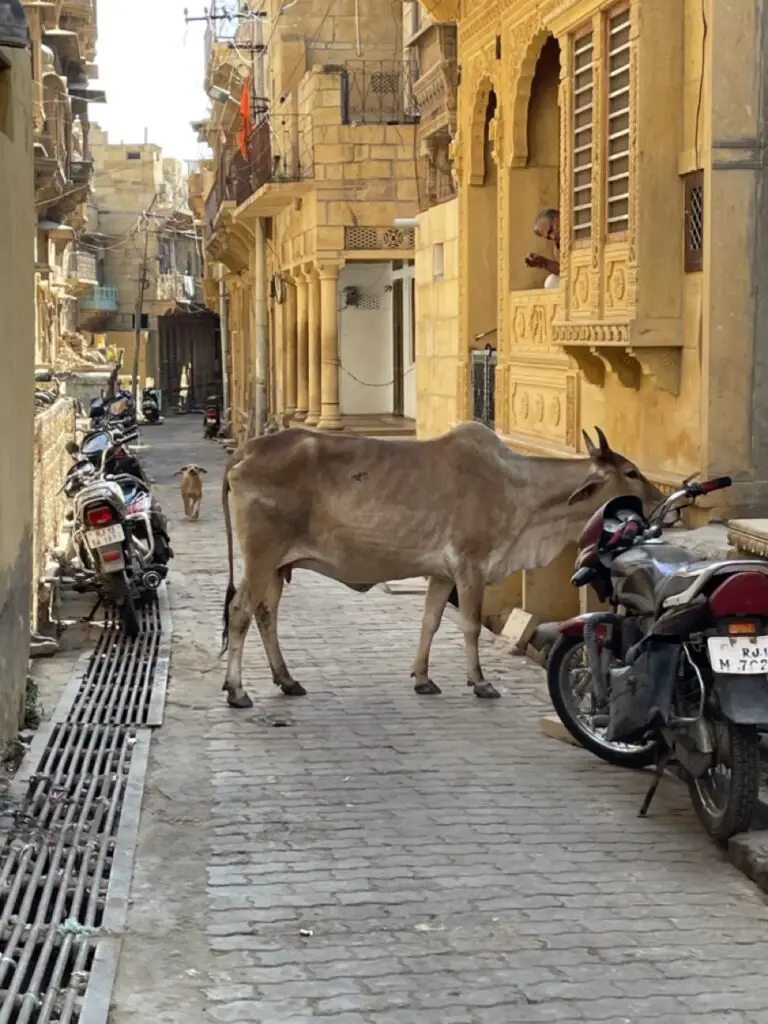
[547,474,768,842]
[63,437,173,634]
[141,386,161,424]
[203,395,221,439]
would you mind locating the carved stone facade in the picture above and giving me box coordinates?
[413,0,768,624]
[417,0,762,501]
[405,3,458,209]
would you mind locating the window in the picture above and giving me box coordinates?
[684,170,703,273]
[432,243,444,281]
[572,29,594,241]
[606,4,631,234]
[126,150,141,160]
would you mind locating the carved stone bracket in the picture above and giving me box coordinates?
[594,347,642,390]
[629,346,682,397]
[564,346,606,387]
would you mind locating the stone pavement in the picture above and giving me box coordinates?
[111,417,768,1024]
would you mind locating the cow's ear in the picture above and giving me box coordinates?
[567,473,603,506]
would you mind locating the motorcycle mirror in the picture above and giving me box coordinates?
[65,440,80,455]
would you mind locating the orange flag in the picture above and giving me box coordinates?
[237,77,252,159]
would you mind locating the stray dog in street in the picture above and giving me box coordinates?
[175,464,207,520]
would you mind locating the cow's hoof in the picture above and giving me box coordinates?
[414,679,441,695]
[281,680,307,697]
[227,692,254,709]
[473,681,500,699]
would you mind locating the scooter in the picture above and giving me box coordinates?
[141,386,161,424]
[203,395,221,439]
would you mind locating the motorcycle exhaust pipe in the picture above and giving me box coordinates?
[142,569,162,590]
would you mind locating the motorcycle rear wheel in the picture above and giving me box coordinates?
[547,635,660,770]
[687,721,759,842]
[111,571,140,639]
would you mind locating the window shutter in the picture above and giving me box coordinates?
[572,29,594,241]
[606,5,631,234]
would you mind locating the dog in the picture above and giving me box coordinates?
[174,464,207,520]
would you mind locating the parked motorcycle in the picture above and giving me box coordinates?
[141,386,161,424]
[203,394,221,439]
[547,475,768,842]
[63,434,172,634]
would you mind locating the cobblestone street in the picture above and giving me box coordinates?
[111,418,768,1024]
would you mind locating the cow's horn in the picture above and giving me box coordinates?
[594,426,611,457]
[582,430,598,457]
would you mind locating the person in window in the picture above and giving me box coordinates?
[525,208,560,288]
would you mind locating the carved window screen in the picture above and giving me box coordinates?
[684,169,704,273]
[572,29,594,241]
[606,4,631,235]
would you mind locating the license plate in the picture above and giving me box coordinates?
[707,635,768,674]
[86,524,125,547]
[205,416,215,424]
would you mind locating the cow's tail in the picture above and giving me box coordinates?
[220,468,236,657]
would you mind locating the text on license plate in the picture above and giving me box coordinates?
[707,635,768,674]
[86,524,125,547]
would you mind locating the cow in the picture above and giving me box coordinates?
[219,422,662,709]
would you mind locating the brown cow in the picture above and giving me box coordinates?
[219,422,662,708]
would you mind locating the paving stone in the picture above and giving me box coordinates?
[108,418,768,1024]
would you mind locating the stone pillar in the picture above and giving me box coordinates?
[293,270,309,422]
[305,264,321,427]
[317,262,343,431]
[282,276,297,423]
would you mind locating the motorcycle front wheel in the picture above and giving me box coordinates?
[547,635,660,770]
[687,720,759,842]
[110,571,140,639]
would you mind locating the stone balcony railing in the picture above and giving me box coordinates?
[66,248,97,285]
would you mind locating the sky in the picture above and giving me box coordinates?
[94,0,212,162]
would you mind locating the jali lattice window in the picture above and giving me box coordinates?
[572,29,594,241]
[606,4,631,234]
[684,169,704,273]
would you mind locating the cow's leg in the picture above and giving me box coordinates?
[191,497,201,521]
[411,577,454,695]
[252,570,306,697]
[222,579,255,708]
[456,572,499,699]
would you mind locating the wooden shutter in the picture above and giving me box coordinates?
[572,28,594,241]
[606,4,631,234]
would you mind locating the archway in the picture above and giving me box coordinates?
[508,35,561,291]
[466,87,499,353]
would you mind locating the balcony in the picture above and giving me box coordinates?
[340,61,419,125]
[79,285,119,311]
[156,273,202,308]
[228,115,315,219]
[204,158,236,238]
[65,248,98,290]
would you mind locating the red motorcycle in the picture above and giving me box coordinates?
[547,475,768,842]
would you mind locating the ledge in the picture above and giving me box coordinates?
[554,319,684,395]
[728,519,768,559]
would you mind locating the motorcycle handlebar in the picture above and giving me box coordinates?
[695,476,732,495]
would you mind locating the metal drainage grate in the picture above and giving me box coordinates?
[62,595,170,728]
[0,585,170,1021]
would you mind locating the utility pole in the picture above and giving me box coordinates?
[131,192,158,403]
[253,8,269,436]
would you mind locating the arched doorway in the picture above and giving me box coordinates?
[466,88,499,351]
[509,35,561,291]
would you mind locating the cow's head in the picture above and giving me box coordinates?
[567,428,663,515]
[174,464,207,479]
